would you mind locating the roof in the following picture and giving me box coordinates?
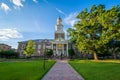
[0,43,11,47]
[18,39,54,43]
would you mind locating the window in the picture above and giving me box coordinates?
[38,45,41,49]
[33,45,36,49]
[22,44,25,49]
[53,44,56,49]
[38,50,40,54]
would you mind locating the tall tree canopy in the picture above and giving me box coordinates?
[24,40,35,57]
[67,4,120,60]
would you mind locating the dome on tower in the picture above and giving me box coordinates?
[57,16,62,22]
[57,16,62,25]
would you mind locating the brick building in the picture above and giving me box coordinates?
[0,43,11,51]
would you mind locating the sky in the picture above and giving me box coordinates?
[0,0,120,49]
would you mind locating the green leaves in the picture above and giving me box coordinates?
[24,40,35,57]
[46,49,53,57]
[67,4,120,57]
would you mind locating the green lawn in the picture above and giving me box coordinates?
[0,60,55,80]
[69,60,120,80]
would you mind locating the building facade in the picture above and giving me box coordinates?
[17,17,69,57]
[18,39,53,57]
[0,43,11,51]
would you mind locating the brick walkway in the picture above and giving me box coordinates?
[41,60,84,80]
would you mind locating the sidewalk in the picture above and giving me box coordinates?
[41,60,84,80]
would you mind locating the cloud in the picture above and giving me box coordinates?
[55,8,66,15]
[11,0,24,8]
[33,0,38,3]
[0,29,23,41]
[1,3,11,12]
[64,12,78,26]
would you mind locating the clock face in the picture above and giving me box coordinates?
[58,26,62,31]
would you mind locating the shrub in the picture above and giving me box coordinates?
[68,48,75,59]
[46,49,53,58]
[0,50,18,58]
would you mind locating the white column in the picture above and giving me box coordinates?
[62,44,65,56]
[52,44,54,56]
[67,43,68,56]
[56,44,58,56]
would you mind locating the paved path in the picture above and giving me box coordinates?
[41,60,84,80]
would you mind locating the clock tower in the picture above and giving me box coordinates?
[52,16,68,57]
[55,16,65,41]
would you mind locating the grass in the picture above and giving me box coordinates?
[0,60,55,80]
[69,60,120,80]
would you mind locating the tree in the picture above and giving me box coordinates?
[0,48,2,52]
[97,45,111,59]
[24,40,35,58]
[46,49,53,58]
[0,50,18,58]
[107,39,120,59]
[68,48,75,59]
[67,4,120,60]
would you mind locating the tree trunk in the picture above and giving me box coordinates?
[94,51,98,60]
[113,53,117,59]
[26,54,31,59]
[112,48,117,59]
[80,51,83,58]
[87,52,89,59]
